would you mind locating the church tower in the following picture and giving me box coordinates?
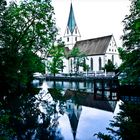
[64,2,81,50]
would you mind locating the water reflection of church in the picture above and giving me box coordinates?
[64,89,117,140]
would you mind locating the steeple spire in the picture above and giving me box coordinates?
[64,2,81,50]
[67,3,76,34]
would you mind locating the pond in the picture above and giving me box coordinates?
[35,80,122,140]
[2,79,140,140]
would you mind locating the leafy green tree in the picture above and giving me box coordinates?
[103,59,116,72]
[0,0,58,138]
[47,42,65,76]
[0,0,57,93]
[69,47,88,74]
[119,0,140,84]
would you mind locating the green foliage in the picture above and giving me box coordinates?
[47,42,65,76]
[119,0,140,84]
[82,61,89,72]
[103,59,116,72]
[0,0,57,89]
[0,0,58,137]
[70,47,88,73]
[122,0,140,50]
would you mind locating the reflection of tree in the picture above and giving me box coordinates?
[94,102,140,140]
[47,88,66,139]
[0,86,65,139]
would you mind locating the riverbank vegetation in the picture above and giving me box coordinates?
[95,0,140,139]
[0,0,59,139]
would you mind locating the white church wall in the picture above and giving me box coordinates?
[105,36,122,67]
[63,35,81,50]
[78,55,105,73]
[63,58,69,73]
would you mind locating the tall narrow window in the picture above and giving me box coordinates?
[112,55,114,65]
[99,57,102,70]
[90,58,93,71]
[75,37,77,42]
[71,59,73,72]
[83,58,86,71]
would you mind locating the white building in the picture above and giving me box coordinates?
[61,2,121,74]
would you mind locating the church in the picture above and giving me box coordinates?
[55,2,121,74]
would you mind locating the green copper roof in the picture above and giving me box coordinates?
[67,3,77,34]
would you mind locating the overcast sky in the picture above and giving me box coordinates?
[52,0,131,47]
[7,0,131,47]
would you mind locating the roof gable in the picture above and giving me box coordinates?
[74,35,112,55]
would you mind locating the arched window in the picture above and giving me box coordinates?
[112,55,114,65]
[71,59,73,72]
[90,58,93,71]
[99,57,102,70]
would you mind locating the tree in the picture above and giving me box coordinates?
[103,59,116,72]
[47,42,65,76]
[0,0,58,138]
[0,0,57,94]
[69,47,88,74]
[119,0,140,84]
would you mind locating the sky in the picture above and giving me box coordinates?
[52,0,131,47]
[7,0,131,47]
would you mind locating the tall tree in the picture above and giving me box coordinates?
[119,0,140,84]
[47,42,65,76]
[69,47,88,74]
[0,0,57,94]
[0,0,58,138]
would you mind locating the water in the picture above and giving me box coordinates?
[2,79,139,139]
[36,80,122,140]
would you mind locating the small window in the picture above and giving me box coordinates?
[75,28,77,34]
[75,37,77,41]
[67,28,69,34]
